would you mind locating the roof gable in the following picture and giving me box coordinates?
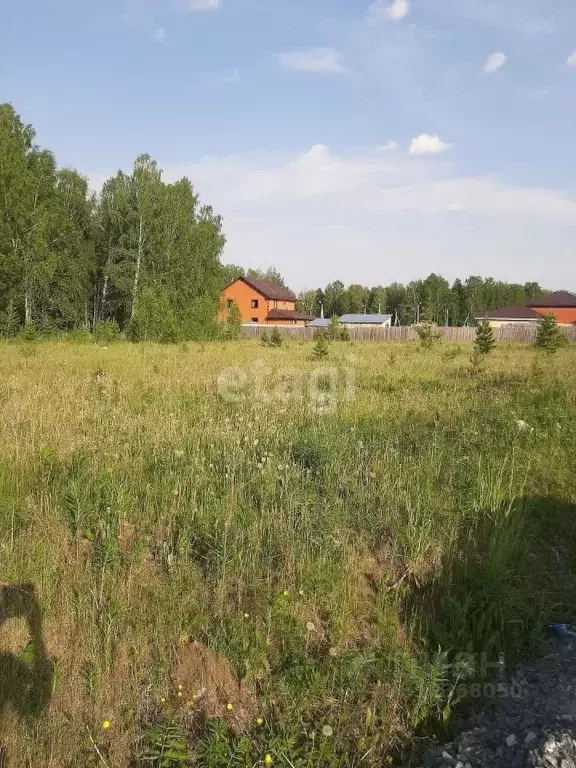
[239,276,296,301]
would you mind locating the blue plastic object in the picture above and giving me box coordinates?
[551,623,576,638]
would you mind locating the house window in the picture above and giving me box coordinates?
[251,317,258,323]
[226,299,233,308]
[273,300,278,309]
[251,299,259,309]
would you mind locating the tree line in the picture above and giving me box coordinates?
[0,103,226,340]
[296,275,546,326]
[1,103,550,339]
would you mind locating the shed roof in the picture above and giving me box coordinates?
[339,314,392,324]
[308,318,331,327]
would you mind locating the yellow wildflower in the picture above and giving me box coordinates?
[102,720,111,730]
[256,717,264,725]
[226,702,234,711]
[265,755,273,765]
[283,590,289,597]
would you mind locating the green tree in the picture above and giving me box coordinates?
[474,319,496,355]
[0,300,19,338]
[535,314,567,354]
[312,333,329,358]
[415,322,441,350]
[269,327,283,347]
[222,300,242,340]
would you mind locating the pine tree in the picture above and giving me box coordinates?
[474,319,496,355]
[269,327,283,347]
[312,333,329,359]
[535,314,567,354]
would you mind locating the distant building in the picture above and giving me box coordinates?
[526,291,576,325]
[339,314,393,327]
[476,291,576,327]
[308,318,330,329]
[474,305,542,328]
[220,276,313,326]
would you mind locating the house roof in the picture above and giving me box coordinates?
[527,291,576,308]
[238,276,297,301]
[339,314,392,324]
[474,304,541,321]
[308,318,331,328]
[267,308,314,321]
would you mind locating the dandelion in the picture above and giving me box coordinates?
[299,589,305,596]
[306,621,315,632]
[243,612,250,619]
[283,590,290,597]
[160,697,166,704]
[102,720,111,730]
[264,755,273,765]
[226,702,234,711]
[328,647,338,657]
[256,717,264,725]
[177,691,183,698]
[322,725,333,737]
[178,684,183,691]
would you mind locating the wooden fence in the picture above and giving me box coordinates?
[241,324,576,344]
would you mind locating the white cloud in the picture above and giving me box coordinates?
[408,134,452,156]
[567,51,576,67]
[367,0,410,21]
[185,0,221,11]
[88,145,576,290]
[153,28,166,42]
[278,48,345,74]
[378,141,398,152]
[484,52,507,73]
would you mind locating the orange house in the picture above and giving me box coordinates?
[220,276,313,326]
[527,291,576,325]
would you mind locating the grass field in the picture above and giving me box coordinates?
[0,338,575,767]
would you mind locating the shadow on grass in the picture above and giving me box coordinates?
[0,583,54,765]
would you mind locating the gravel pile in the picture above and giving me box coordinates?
[424,638,576,768]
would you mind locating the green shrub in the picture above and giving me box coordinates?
[535,313,567,354]
[221,301,242,341]
[18,321,37,342]
[93,320,121,344]
[269,327,283,347]
[415,322,441,350]
[312,333,329,358]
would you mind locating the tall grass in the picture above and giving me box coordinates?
[0,339,574,766]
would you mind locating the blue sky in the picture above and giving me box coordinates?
[3,0,576,290]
